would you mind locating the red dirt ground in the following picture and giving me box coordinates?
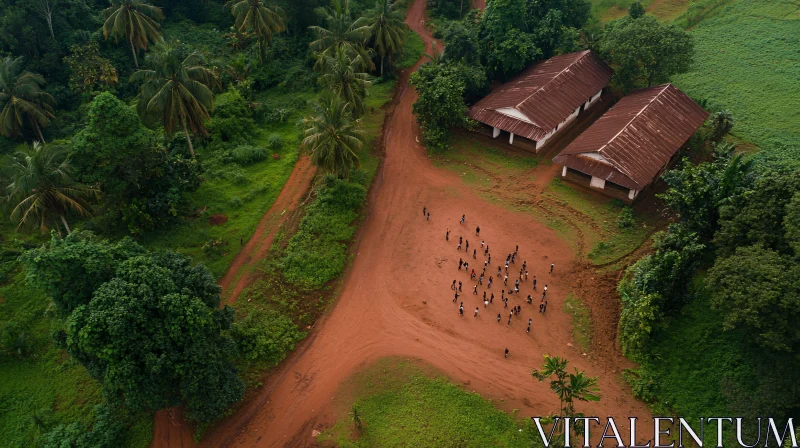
[151,1,654,446]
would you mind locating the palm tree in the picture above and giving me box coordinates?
[130,42,221,157]
[532,355,601,435]
[102,0,164,69]
[424,41,443,65]
[302,92,365,178]
[2,142,97,234]
[0,57,55,143]
[225,0,286,64]
[316,46,371,117]
[367,0,408,76]
[310,0,374,72]
[709,110,734,142]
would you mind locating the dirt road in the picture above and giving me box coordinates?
[174,1,656,447]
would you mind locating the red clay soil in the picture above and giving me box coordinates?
[151,1,653,447]
[473,0,486,10]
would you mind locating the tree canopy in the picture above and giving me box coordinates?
[601,15,694,92]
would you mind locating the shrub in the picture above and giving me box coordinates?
[617,206,636,228]
[209,88,255,144]
[231,145,268,166]
[232,309,304,365]
[267,134,284,151]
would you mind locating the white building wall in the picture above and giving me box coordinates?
[509,133,515,145]
[590,176,606,189]
[628,189,639,200]
[492,127,501,138]
[585,89,603,110]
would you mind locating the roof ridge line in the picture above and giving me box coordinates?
[515,50,589,110]
[594,84,671,180]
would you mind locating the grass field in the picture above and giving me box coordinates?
[397,31,426,70]
[671,0,800,168]
[563,293,593,353]
[320,358,543,447]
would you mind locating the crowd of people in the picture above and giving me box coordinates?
[436,209,556,359]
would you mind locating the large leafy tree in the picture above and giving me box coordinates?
[302,92,365,178]
[71,92,201,234]
[707,244,800,353]
[601,15,694,92]
[660,143,753,241]
[532,354,601,429]
[26,232,245,423]
[0,56,55,143]
[410,62,473,151]
[131,42,221,158]
[2,142,97,235]
[102,0,165,69]
[315,46,371,117]
[225,0,287,64]
[366,0,408,76]
[310,0,373,72]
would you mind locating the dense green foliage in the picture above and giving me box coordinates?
[321,359,544,447]
[671,0,800,167]
[303,92,366,177]
[600,14,693,92]
[410,63,473,152]
[25,231,244,424]
[0,56,55,142]
[71,92,202,234]
[280,175,367,287]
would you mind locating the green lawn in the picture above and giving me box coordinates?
[671,0,800,168]
[397,30,426,69]
[563,293,593,353]
[320,358,543,448]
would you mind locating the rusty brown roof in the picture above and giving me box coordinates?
[468,51,613,141]
[553,84,709,191]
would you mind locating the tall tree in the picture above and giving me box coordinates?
[302,92,365,178]
[532,354,601,434]
[30,0,58,40]
[225,0,287,64]
[315,46,371,117]
[130,42,221,157]
[0,56,55,143]
[601,15,693,91]
[367,0,408,76]
[102,0,165,69]
[2,142,97,234]
[309,0,373,71]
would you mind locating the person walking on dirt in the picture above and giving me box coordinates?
[474,307,479,318]
[464,261,469,272]
[423,206,426,217]
[461,214,465,224]
[458,241,462,251]
[481,240,485,249]
[508,312,512,324]
[471,269,476,280]
[459,258,463,270]
[487,254,491,264]
[504,298,508,309]
[466,240,470,252]
[451,280,456,290]
[459,236,463,245]
[490,293,494,303]
[473,248,477,259]
[459,303,464,317]
[501,290,505,301]
[550,263,554,273]
[504,348,509,358]
[527,294,533,304]
[533,276,537,290]
[458,281,462,292]
[473,285,478,295]
[497,313,501,322]
[539,303,544,313]
[504,274,508,285]
[446,229,450,241]
[484,298,488,308]
[488,276,493,288]
[476,226,481,236]
[543,301,548,314]
[478,275,483,286]
[497,266,502,276]
[453,292,459,303]
[426,212,430,221]
[543,284,548,296]
[527,318,532,334]
[522,260,527,271]
[525,270,529,280]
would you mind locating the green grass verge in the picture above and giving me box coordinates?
[671,0,800,168]
[397,30,426,69]
[563,293,593,353]
[320,358,543,447]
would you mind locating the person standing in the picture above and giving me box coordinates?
[504,298,508,309]
[543,284,548,296]
[488,276,493,288]
[504,274,508,285]
[451,280,456,290]
[543,301,548,314]
[459,258,463,270]
[490,293,494,303]
[473,285,478,295]
[459,303,464,316]
[504,348,509,358]
[466,240,470,252]
[423,206,426,216]
[473,248,477,259]
[426,212,430,221]
[497,266,502,276]
[457,241,462,251]
[458,281,462,292]
[527,318,532,334]
[446,229,450,241]
[478,275,483,286]
[550,263,554,273]
[527,294,533,304]
[476,226,481,236]
[539,303,544,313]
[474,307,479,318]
[453,292,459,303]
[525,270,529,280]
[484,299,488,308]
[461,214,465,224]
[497,313,501,322]
[507,312,512,325]
[533,276,537,290]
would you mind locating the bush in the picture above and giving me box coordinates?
[231,145,268,166]
[40,403,126,448]
[0,322,32,358]
[280,177,367,287]
[209,88,255,144]
[232,309,304,365]
[267,134,284,151]
[617,206,636,228]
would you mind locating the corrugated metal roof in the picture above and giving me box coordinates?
[467,51,613,141]
[552,84,709,190]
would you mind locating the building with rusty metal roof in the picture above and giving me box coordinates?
[467,50,613,152]
[552,84,709,202]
